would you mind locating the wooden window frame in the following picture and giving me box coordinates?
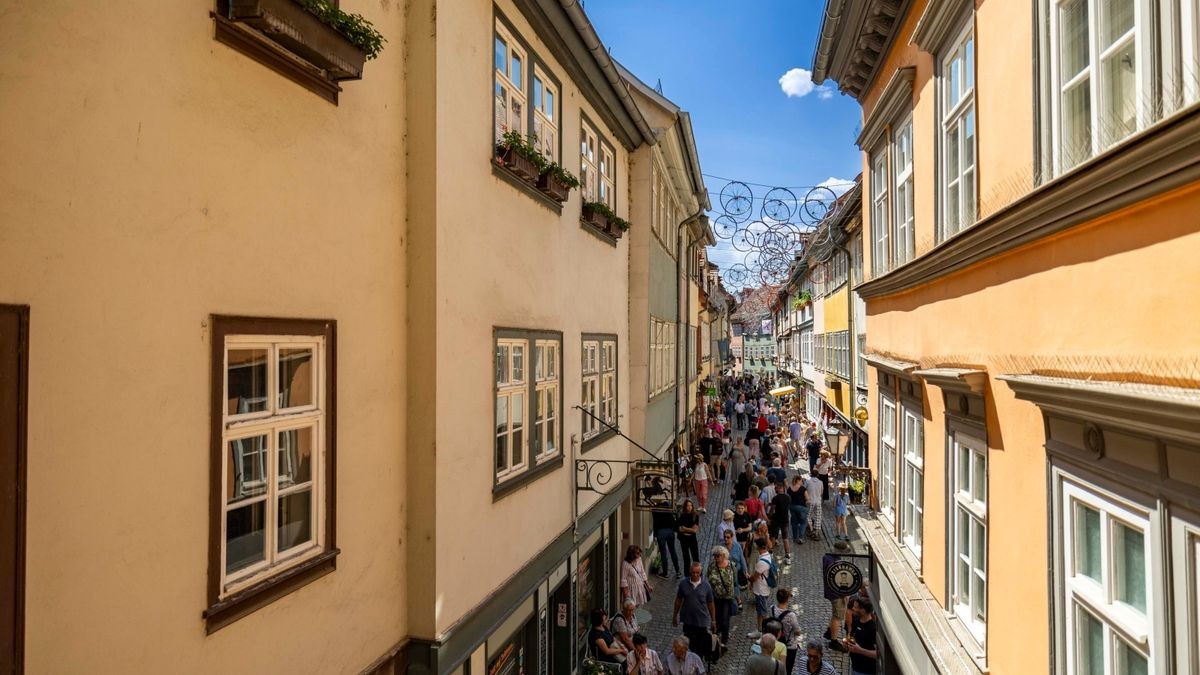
[581,334,618,451]
[531,65,559,162]
[205,315,338,634]
[493,328,563,499]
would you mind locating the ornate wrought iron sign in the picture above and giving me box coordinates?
[631,462,676,512]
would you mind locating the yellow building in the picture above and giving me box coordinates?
[0,0,670,673]
[775,182,870,466]
[814,0,1200,672]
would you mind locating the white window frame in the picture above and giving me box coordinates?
[493,24,526,142]
[878,395,898,523]
[900,403,924,561]
[599,340,616,428]
[1048,0,1151,173]
[531,66,558,161]
[599,144,616,208]
[496,338,529,481]
[950,430,988,644]
[939,23,977,240]
[801,329,813,365]
[871,150,891,276]
[534,339,560,462]
[1059,476,1155,674]
[581,340,600,439]
[581,120,599,204]
[221,335,326,597]
[893,117,915,264]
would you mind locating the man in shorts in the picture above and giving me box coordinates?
[747,538,774,639]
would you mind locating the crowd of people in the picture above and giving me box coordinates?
[585,375,878,674]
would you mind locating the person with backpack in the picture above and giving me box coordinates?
[770,588,802,674]
[746,538,777,639]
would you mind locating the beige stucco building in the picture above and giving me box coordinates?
[814,0,1200,672]
[0,1,708,674]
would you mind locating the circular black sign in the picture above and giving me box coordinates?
[824,560,863,597]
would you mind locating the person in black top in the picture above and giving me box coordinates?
[651,508,680,578]
[698,427,721,465]
[734,469,752,502]
[729,499,748,547]
[588,608,628,664]
[676,499,701,572]
[844,597,878,675]
[767,483,792,562]
[806,435,823,472]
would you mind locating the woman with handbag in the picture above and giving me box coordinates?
[706,545,737,647]
[621,545,652,610]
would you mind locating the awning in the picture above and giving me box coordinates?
[769,385,797,397]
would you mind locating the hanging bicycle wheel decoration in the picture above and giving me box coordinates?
[706,174,852,290]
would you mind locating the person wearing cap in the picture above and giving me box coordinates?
[834,482,850,540]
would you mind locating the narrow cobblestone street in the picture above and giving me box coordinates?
[638,427,866,674]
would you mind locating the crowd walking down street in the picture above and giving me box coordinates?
[587,376,876,674]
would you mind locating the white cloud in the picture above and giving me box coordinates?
[817,177,854,196]
[778,68,816,98]
[779,68,836,100]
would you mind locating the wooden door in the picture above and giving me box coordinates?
[0,305,27,675]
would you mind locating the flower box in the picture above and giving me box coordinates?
[496,145,539,183]
[537,171,572,203]
[229,0,366,80]
[582,203,610,231]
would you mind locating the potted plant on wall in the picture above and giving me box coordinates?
[537,162,580,203]
[495,131,547,183]
[793,291,812,309]
[229,0,386,80]
[847,476,866,504]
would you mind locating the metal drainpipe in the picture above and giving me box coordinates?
[676,208,705,467]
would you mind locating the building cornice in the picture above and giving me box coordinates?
[998,375,1200,446]
[913,368,987,394]
[865,353,918,375]
[811,0,913,101]
[856,105,1200,299]
[910,0,973,53]
[512,0,655,150]
[857,67,915,150]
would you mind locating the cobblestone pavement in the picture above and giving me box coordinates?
[638,426,864,674]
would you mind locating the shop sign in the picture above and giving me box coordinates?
[823,558,864,597]
[631,461,676,512]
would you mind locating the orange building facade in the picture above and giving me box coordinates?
[813,0,1200,672]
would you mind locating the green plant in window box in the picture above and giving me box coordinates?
[582,201,630,238]
[792,291,812,309]
[295,0,386,60]
[537,161,580,203]
[848,477,865,503]
[495,131,548,182]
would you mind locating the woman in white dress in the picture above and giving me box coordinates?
[620,545,651,608]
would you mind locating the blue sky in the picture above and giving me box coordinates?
[586,0,862,270]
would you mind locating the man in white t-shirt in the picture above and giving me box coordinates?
[735,401,747,430]
[747,538,774,638]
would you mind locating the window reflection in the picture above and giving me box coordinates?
[227,348,268,415]
[278,347,314,408]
